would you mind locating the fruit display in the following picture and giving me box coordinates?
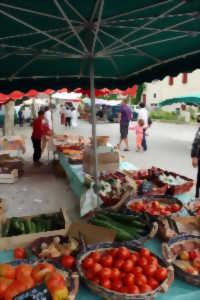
[77,243,173,299]
[1,211,66,237]
[68,154,83,165]
[0,260,78,300]
[162,234,200,286]
[98,172,136,208]
[126,196,182,217]
[89,212,158,242]
[31,235,79,260]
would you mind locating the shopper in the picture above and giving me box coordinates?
[18,108,24,127]
[71,107,78,128]
[129,119,145,152]
[31,110,45,164]
[118,99,132,151]
[191,116,200,197]
[65,106,72,127]
[44,106,52,130]
[59,104,65,125]
[138,102,149,151]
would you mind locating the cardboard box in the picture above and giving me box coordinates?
[83,150,119,176]
[0,208,69,250]
[69,221,116,245]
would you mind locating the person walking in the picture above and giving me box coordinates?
[118,99,132,151]
[59,104,65,125]
[191,116,200,197]
[65,106,72,127]
[71,107,78,128]
[129,119,145,152]
[31,110,45,165]
[18,108,24,127]
[138,102,149,151]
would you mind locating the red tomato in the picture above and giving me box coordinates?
[124,273,135,287]
[122,259,134,273]
[90,252,101,262]
[138,257,148,268]
[152,201,160,209]
[132,266,143,275]
[135,274,147,287]
[148,278,159,290]
[140,284,152,293]
[117,247,130,260]
[61,255,75,269]
[14,248,26,259]
[148,256,158,266]
[171,204,181,212]
[85,270,94,280]
[114,259,124,270]
[111,268,121,280]
[100,268,112,279]
[107,248,118,258]
[112,279,123,291]
[0,278,12,298]
[140,248,150,258]
[155,267,168,282]
[92,277,100,285]
[134,202,144,212]
[129,253,138,264]
[120,286,128,293]
[101,255,113,268]
[101,279,111,289]
[189,250,200,261]
[128,285,140,294]
[92,263,102,274]
[83,257,94,270]
[143,264,157,277]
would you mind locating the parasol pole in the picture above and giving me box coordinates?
[89,57,99,197]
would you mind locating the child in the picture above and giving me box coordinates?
[130,119,145,152]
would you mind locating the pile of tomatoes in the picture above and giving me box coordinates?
[128,200,181,216]
[0,262,68,300]
[82,246,168,294]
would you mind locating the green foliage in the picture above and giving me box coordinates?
[135,83,146,104]
[150,109,178,121]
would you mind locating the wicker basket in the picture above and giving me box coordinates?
[162,234,200,286]
[77,241,174,300]
[9,258,79,300]
[122,195,183,220]
[85,210,158,244]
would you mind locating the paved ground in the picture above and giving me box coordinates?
[0,118,198,219]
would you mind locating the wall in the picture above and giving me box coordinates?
[143,69,200,106]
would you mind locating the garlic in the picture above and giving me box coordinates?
[41,242,48,250]
[53,236,61,245]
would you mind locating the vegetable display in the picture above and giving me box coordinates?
[0,262,69,300]
[89,212,149,241]
[1,212,65,237]
[128,199,181,216]
[81,246,168,295]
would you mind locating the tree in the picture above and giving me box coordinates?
[135,83,146,105]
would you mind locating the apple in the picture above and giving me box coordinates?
[179,251,190,261]
[185,266,199,275]
[189,250,200,261]
[193,258,200,269]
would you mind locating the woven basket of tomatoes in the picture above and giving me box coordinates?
[124,195,183,219]
[162,234,200,286]
[0,259,79,300]
[77,242,174,300]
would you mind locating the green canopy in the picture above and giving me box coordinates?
[159,95,200,107]
[0,0,200,92]
[1,0,200,185]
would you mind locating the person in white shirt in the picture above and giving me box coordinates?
[138,102,149,151]
[65,106,72,127]
[44,106,52,130]
[71,107,78,128]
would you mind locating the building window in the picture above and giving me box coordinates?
[143,94,146,104]
[182,73,188,84]
[153,93,157,98]
[169,76,174,86]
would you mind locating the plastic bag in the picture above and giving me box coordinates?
[80,184,101,217]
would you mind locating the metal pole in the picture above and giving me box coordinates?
[89,57,98,193]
